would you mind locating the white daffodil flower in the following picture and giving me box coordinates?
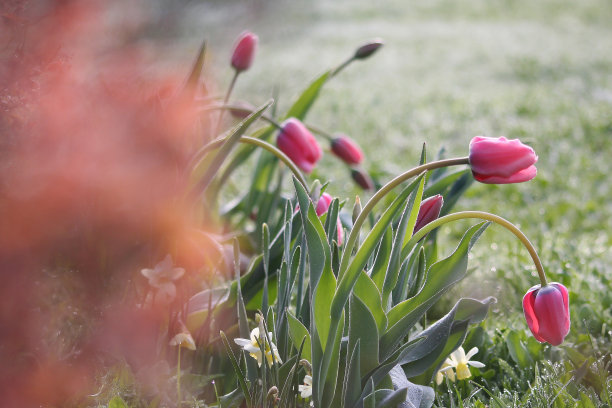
[141,254,185,304]
[234,327,282,367]
[446,346,485,380]
[435,358,456,385]
[298,375,312,398]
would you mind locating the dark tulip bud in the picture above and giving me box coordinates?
[350,168,374,190]
[413,195,444,234]
[354,39,384,60]
[228,101,255,119]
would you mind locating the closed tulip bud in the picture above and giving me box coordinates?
[350,168,374,190]
[315,193,333,216]
[228,101,255,119]
[331,135,364,165]
[522,282,570,346]
[354,39,384,60]
[413,195,444,233]
[352,196,362,224]
[276,118,322,173]
[231,31,258,72]
[469,136,538,184]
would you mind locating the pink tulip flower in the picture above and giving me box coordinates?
[522,282,570,346]
[469,136,538,184]
[314,193,343,246]
[331,135,364,165]
[231,32,258,72]
[276,118,322,173]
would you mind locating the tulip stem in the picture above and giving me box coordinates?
[338,156,470,279]
[408,211,547,286]
[190,135,308,190]
[212,70,240,138]
[331,56,355,77]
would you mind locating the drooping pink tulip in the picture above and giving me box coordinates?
[413,195,444,233]
[231,31,258,72]
[469,136,538,184]
[522,282,570,346]
[276,118,322,173]
[331,135,364,165]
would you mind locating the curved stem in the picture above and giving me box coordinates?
[408,211,547,286]
[331,56,355,77]
[190,135,308,190]
[338,157,470,279]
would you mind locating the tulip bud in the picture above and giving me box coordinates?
[350,168,374,190]
[228,101,255,119]
[522,282,570,346]
[413,195,444,233]
[315,193,333,216]
[331,135,364,165]
[469,136,538,184]
[231,31,258,72]
[354,39,384,60]
[276,118,322,173]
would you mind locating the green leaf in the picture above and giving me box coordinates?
[354,270,387,333]
[380,222,490,360]
[343,340,362,408]
[370,226,393,291]
[181,40,206,99]
[108,396,127,408]
[313,264,337,353]
[505,330,534,368]
[220,331,252,408]
[383,180,424,306]
[191,99,274,196]
[287,311,312,362]
[284,71,331,119]
[333,174,424,320]
[374,388,408,408]
[234,240,257,382]
[293,177,331,289]
[424,169,470,197]
[348,295,379,377]
[319,311,344,408]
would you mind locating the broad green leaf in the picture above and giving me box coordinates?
[404,297,496,382]
[374,388,408,408]
[354,270,387,333]
[343,340,362,408]
[348,295,379,377]
[262,224,270,314]
[380,222,490,359]
[287,311,312,362]
[383,180,424,307]
[186,287,229,332]
[314,263,337,352]
[332,175,424,320]
[320,311,344,408]
[293,177,331,289]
